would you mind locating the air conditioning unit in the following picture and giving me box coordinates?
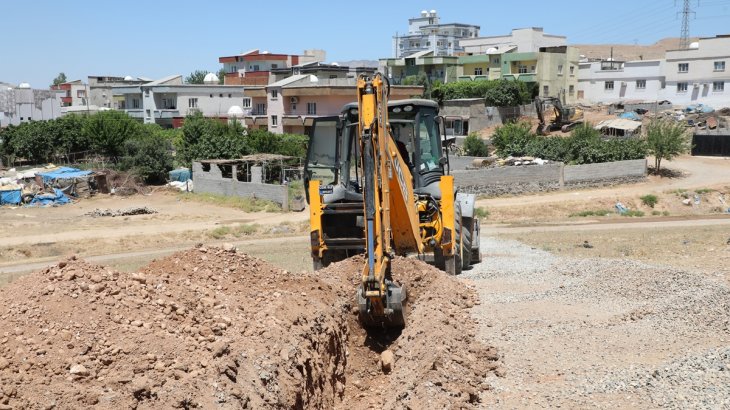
[693,83,700,88]
[289,96,299,104]
[620,82,627,86]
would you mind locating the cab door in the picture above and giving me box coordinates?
[304,116,340,203]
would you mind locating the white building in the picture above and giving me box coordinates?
[459,27,566,55]
[114,75,249,127]
[0,82,62,127]
[577,59,665,103]
[393,10,480,57]
[664,35,730,106]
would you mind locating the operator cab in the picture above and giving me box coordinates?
[304,99,448,203]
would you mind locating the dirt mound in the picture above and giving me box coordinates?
[0,247,499,409]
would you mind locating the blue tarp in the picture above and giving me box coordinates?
[169,168,192,182]
[38,167,92,183]
[618,112,641,121]
[0,189,22,205]
[28,188,70,206]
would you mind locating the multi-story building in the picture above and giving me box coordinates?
[88,75,150,109]
[664,35,729,105]
[219,49,325,86]
[380,50,460,85]
[51,80,89,108]
[0,82,62,127]
[248,75,422,134]
[459,27,567,56]
[114,75,249,128]
[577,59,665,103]
[392,10,479,58]
[269,62,374,83]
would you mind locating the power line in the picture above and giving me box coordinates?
[677,0,698,49]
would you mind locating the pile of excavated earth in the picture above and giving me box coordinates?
[0,245,500,409]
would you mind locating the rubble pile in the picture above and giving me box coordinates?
[0,247,499,409]
[85,207,158,217]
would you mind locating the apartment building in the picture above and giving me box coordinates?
[219,49,325,86]
[577,59,665,104]
[88,75,149,109]
[393,10,479,58]
[0,82,62,127]
[664,35,729,105]
[380,50,460,85]
[114,75,249,127]
[51,80,89,108]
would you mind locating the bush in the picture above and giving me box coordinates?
[119,126,174,184]
[569,209,612,217]
[484,80,524,107]
[640,194,658,208]
[83,110,143,160]
[463,132,489,157]
[431,79,534,106]
[474,207,490,219]
[491,121,535,157]
[622,210,645,217]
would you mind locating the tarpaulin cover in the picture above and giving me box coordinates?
[28,188,70,206]
[169,168,192,182]
[618,111,641,121]
[0,189,21,205]
[38,167,92,183]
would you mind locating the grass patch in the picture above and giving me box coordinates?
[640,194,658,208]
[622,210,645,217]
[695,188,714,194]
[179,192,281,212]
[569,209,613,217]
[208,224,260,239]
[474,207,490,219]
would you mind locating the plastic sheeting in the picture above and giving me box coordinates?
[28,188,70,206]
[0,189,22,205]
[169,168,192,182]
[38,167,92,183]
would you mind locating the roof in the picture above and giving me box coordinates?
[145,74,183,86]
[267,74,312,88]
[197,154,295,164]
[405,50,434,58]
[594,119,642,131]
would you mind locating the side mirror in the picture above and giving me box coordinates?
[439,156,448,167]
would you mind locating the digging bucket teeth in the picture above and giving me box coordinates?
[357,281,407,328]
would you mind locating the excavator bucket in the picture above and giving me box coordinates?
[357,281,407,328]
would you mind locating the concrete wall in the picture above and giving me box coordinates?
[564,159,647,184]
[192,162,289,210]
[0,87,62,127]
[441,100,536,132]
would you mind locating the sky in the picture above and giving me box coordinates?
[2,0,729,88]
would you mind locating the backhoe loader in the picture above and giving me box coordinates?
[305,73,481,327]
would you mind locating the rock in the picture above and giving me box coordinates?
[380,350,394,373]
[131,376,151,398]
[222,243,237,253]
[0,358,9,370]
[69,364,89,377]
[90,274,103,283]
[211,341,230,358]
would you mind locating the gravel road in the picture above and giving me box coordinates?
[462,236,730,409]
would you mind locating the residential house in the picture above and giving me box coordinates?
[270,62,375,83]
[577,59,665,104]
[0,82,62,127]
[393,10,479,58]
[114,75,250,128]
[88,75,150,109]
[219,49,325,85]
[459,27,567,56]
[664,35,730,105]
[51,80,89,108]
[380,50,460,85]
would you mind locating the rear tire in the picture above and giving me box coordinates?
[461,217,473,269]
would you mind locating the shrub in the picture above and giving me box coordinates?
[119,128,174,184]
[569,209,612,217]
[640,194,658,208]
[622,210,645,217]
[491,121,535,157]
[463,132,489,157]
[474,207,490,219]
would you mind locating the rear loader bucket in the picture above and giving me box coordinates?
[357,281,407,328]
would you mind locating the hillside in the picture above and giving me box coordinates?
[572,37,698,61]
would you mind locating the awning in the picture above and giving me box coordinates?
[594,119,642,132]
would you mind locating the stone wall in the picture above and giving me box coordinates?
[564,159,647,185]
[192,162,289,211]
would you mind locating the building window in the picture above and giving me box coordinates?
[605,81,614,91]
[188,98,198,108]
[636,80,646,89]
[713,81,724,92]
[162,98,175,109]
[242,97,252,108]
[271,64,278,69]
[569,85,575,96]
[569,65,575,75]
[518,65,528,74]
[677,82,688,92]
[145,109,151,117]
[557,64,563,74]
[255,103,266,115]
[543,85,549,95]
[492,58,499,64]
[271,115,278,127]
[678,63,689,73]
[271,89,278,99]
[132,98,140,109]
[77,90,86,98]
[307,102,317,115]
[474,67,482,75]
[291,103,297,111]
[228,93,232,98]
[329,75,338,79]
[714,61,726,71]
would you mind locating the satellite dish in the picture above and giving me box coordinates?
[689,42,699,49]
[18,83,31,89]
[124,75,134,81]
[203,72,219,84]
[227,105,244,117]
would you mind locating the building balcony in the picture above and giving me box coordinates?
[155,109,179,119]
[125,109,144,119]
[61,97,72,104]
[503,73,537,82]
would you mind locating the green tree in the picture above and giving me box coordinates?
[217,68,226,85]
[177,112,248,165]
[645,119,690,174]
[82,110,142,160]
[185,70,209,84]
[484,80,523,107]
[491,121,535,157]
[463,132,489,157]
[4,122,55,163]
[119,125,174,184]
[51,72,67,87]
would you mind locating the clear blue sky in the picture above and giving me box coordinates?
[2,0,729,87]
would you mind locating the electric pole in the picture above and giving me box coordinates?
[677,0,697,50]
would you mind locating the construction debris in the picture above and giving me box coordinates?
[85,207,158,217]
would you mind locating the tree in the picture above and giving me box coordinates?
[185,70,209,84]
[177,112,248,165]
[217,68,226,85]
[82,110,142,160]
[484,80,523,107]
[645,119,690,174]
[119,125,174,184]
[51,72,67,87]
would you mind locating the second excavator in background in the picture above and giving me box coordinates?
[535,96,584,135]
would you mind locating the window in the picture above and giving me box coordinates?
[271,89,278,99]
[132,98,140,109]
[271,115,278,127]
[518,65,528,74]
[474,67,482,75]
[677,82,688,92]
[636,79,646,89]
[228,93,232,98]
[678,63,689,73]
[242,97,251,108]
[145,109,151,117]
[77,90,86,98]
[271,64,278,69]
[162,98,175,109]
[230,65,237,74]
[605,81,614,91]
[557,64,563,74]
[713,81,724,92]
[255,103,266,115]
[714,61,726,71]
[219,93,223,98]
[188,98,198,108]
[569,85,575,96]
[291,103,297,111]
[307,102,317,115]
[543,85,549,95]
[570,65,575,75]
[329,75,338,79]
[492,58,499,64]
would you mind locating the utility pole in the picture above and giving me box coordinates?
[677,0,697,50]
